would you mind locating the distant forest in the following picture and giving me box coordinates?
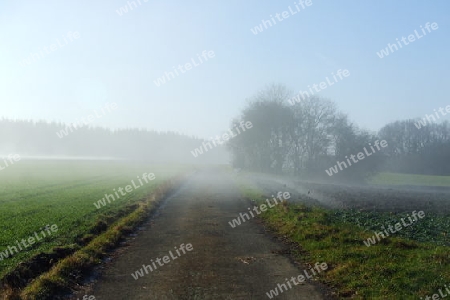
[2,86,449,180]
[228,85,450,181]
[0,119,228,164]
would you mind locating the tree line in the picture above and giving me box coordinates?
[0,119,228,164]
[227,85,450,181]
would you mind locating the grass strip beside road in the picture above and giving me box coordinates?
[239,186,450,299]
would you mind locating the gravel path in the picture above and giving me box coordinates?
[89,169,328,299]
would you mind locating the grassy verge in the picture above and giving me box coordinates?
[239,186,450,299]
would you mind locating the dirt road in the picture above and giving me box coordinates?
[89,169,328,299]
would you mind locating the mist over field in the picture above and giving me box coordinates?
[1,1,450,299]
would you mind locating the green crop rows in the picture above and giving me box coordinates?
[0,160,187,279]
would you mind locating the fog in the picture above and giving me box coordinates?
[0,1,448,186]
[2,2,450,299]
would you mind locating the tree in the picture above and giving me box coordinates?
[228,84,294,173]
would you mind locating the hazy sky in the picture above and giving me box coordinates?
[1,0,449,138]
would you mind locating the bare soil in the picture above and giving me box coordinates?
[242,172,450,214]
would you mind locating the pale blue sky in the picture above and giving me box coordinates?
[1,0,449,138]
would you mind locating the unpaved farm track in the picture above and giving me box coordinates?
[87,169,329,299]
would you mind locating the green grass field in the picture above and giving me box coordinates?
[0,160,188,280]
[369,172,450,186]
